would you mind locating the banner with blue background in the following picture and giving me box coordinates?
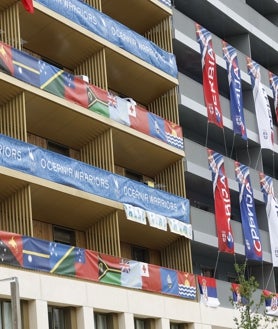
[0,134,189,223]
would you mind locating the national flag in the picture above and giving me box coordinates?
[0,42,14,75]
[148,112,167,143]
[178,272,196,299]
[108,94,131,126]
[198,276,220,307]
[64,74,89,108]
[235,161,262,261]
[23,236,50,271]
[247,58,274,150]
[39,60,65,97]
[222,41,247,140]
[160,267,179,296]
[0,231,23,267]
[21,0,34,13]
[196,23,223,128]
[269,71,278,123]
[49,242,76,276]
[120,259,142,289]
[208,149,234,254]
[129,102,150,135]
[87,84,109,117]
[12,47,40,86]
[263,290,278,316]
[259,173,278,267]
[231,283,248,305]
[98,253,122,285]
[141,263,161,293]
[75,248,99,281]
[164,121,184,149]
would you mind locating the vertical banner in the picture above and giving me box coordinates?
[247,58,274,150]
[235,162,262,261]
[269,71,278,123]
[222,42,247,140]
[259,173,278,267]
[196,24,223,128]
[208,149,234,254]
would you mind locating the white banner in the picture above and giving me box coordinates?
[167,218,193,239]
[146,211,167,231]
[123,204,146,225]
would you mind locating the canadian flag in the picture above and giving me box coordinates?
[21,0,34,13]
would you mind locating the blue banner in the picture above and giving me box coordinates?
[35,0,177,78]
[235,162,262,261]
[0,134,189,222]
[223,42,247,140]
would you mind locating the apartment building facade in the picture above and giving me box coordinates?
[0,0,277,328]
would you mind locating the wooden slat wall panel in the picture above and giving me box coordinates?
[83,0,101,11]
[0,3,21,49]
[74,49,107,90]
[0,93,27,141]
[33,220,52,241]
[149,87,179,124]
[85,211,121,257]
[155,159,186,197]
[145,17,173,53]
[0,185,33,236]
[80,129,114,172]
[161,237,192,273]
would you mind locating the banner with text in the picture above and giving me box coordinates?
[208,149,234,254]
[196,24,223,128]
[269,71,278,124]
[0,134,190,223]
[222,41,247,140]
[259,173,278,267]
[235,161,262,261]
[36,0,177,77]
[247,58,274,151]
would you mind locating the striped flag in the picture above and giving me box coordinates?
[198,276,220,307]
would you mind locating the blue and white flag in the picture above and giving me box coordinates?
[223,42,247,140]
[235,162,262,261]
[247,58,274,150]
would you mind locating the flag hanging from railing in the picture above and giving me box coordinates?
[196,24,223,128]
[269,71,278,124]
[235,161,262,261]
[247,58,274,151]
[259,173,278,267]
[222,41,247,140]
[208,149,234,254]
[198,276,220,308]
[263,290,278,317]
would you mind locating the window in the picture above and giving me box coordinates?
[134,318,154,329]
[125,169,142,182]
[200,266,214,278]
[48,306,73,329]
[53,226,76,246]
[170,323,187,329]
[94,313,115,329]
[47,140,69,157]
[131,246,149,263]
[0,299,26,329]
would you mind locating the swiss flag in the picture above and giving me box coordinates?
[21,0,34,13]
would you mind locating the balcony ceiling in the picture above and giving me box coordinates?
[102,0,171,35]
[18,4,177,105]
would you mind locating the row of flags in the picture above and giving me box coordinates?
[208,149,278,266]
[0,41,183,150]
[1,229,276,312]
[196,24,278,150]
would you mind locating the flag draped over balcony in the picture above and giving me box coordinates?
[198,276,220,308]
[208,149,234,254]
[247,58,274,151]
[222,41,247,140]
[235,161,262,261]
[196,24,223,128]
[21,0,34,13]
[259,173,278,267]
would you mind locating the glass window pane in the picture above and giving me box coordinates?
[95,313,108,329]
[2,302,12,329]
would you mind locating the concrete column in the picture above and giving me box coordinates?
[28,300,48,329]
[156,318,170,329]
[118,312,134,329]
[76,306,95,329]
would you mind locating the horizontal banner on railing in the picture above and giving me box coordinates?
[0,134,190,222]
[35,0,177,77]
[0,230,196,300]
[0,41,183,150]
